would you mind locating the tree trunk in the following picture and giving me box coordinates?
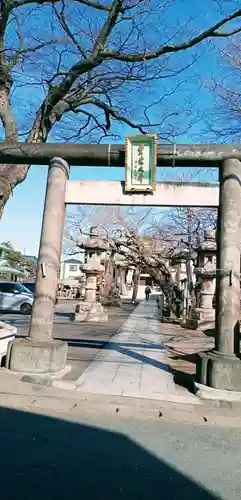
[0,74,51,215]
[0,76,24,213]
[101,257,114,298]
[119,267,127,295]
[131,269,140,302]
[186,209,193,319]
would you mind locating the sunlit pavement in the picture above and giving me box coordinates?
[0,299,202,403]
[74,299,198,403]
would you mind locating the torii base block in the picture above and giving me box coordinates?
[196,351,241,391]
[6,338,68,374]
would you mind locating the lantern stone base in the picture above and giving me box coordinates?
[74,301,108,322]
[196,351,241,391]
[6,338,68,374]
[187,307,215,329]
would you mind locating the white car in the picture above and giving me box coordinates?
[0,281,33,314]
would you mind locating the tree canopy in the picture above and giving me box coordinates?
[0,241,37,277]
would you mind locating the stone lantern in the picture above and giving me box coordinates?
[114,254,128,296]
[84,226,108,264]
[171,246,197,321]
[74,227,109,322]
[192,229,216,327]
[171,247,189,289]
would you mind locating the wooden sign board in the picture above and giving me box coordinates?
[125,134,157,192]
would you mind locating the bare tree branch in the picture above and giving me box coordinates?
[11,0,112,12]
[102,8,241,62]
[203,36,241,141]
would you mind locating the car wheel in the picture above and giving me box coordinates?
[20,303,32,315]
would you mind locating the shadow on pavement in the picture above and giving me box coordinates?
[55,311,74,318]
[63,338,165,350]
[62,337,169,372]
[0,405,220,500]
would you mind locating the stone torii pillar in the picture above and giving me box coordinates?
[6,157,69,374]
[197,158,241,391]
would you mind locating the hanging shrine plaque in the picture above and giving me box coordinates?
[125,134,157,192]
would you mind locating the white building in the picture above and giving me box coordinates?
[60,258,83,281]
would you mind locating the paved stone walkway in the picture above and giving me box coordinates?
[75,299,199,403]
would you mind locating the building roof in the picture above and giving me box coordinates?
[0,265,27,276]
[64,258,81,264]
[24,255,38,263]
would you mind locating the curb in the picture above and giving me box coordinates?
[1,373,241,427]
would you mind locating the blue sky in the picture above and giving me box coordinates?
[0,0,235,255]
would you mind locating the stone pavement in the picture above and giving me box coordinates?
[74,299,199,403]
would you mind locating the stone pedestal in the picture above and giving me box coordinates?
[6,158,69,375]
[196,159,241,391]
[75,260,108,322]
[75,302,108,322]
[196,351,241,391]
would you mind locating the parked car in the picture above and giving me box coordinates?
[23,282,58,304]
[0,281,33,314]
[23,282,35,294]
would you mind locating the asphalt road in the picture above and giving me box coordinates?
[0,300,136,379]
[1,303,241,499]
[0,299,87,337]
[0,404,240,500]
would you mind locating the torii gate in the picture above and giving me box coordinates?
[1,142,241,392]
